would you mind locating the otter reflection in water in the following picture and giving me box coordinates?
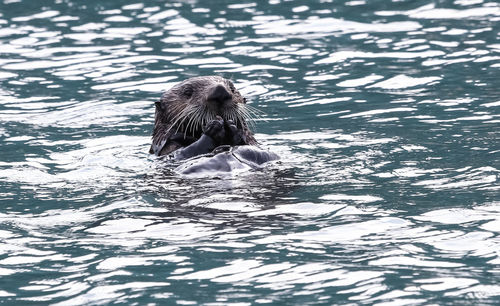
[150,76,278,175]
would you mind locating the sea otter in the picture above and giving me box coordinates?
[150,76,278,173]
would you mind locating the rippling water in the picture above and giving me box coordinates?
[1,0,499,304]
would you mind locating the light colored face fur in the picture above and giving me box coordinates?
[151,76,258,155]
[160,76,251,136]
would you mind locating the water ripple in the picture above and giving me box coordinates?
[0,0,499,304]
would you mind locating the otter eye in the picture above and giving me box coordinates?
[183,86,193,98]
[228,82,236,93]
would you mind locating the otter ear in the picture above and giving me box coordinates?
[155,101,165,112]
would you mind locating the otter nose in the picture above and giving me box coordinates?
[207,85,232,105]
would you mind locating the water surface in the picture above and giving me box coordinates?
[0,0,499,304]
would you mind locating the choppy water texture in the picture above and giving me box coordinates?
[0,0,499,304]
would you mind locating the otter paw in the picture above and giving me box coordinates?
[225,120,247,145]
[203,118,225,143]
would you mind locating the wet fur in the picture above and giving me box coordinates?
[150,76,257,156]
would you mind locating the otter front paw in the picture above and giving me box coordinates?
[225,120,247,145]
[202,117,225,144]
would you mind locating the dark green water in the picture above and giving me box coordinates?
[0,0,499,304]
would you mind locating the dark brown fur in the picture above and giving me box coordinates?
[150,76,257,156]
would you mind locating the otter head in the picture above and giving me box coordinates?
[150,76,257,156]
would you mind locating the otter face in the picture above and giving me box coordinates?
[150,76,256,156]
[160,76,249,136]
[173,76,246,118]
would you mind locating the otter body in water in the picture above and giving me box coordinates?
[150,76,278,173]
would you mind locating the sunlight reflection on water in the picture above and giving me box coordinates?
[0,0,499,304]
